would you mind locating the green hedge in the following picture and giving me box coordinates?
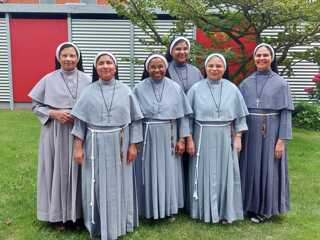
[293,102,320,131]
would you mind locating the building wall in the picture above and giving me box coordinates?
[0,14,195,105]
[5,0,108,4]
[0,5,318,108]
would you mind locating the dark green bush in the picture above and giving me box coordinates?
[293,102,320,131]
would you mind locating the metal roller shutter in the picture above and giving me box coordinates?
[71,18,195,87]
[262,28,320,102]
[71,19,132,85]
[0,17,10,103]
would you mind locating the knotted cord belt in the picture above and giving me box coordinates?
[193,121,231,200]
[87,124,128,224]
[141,120,174,185]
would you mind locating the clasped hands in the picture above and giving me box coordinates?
[49,109,74,124]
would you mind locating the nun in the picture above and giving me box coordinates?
[187,53,248,224]
[71,52,143,239]
[239,43,294,223]
[166,36,203,93]
[166,37,203,209]
[28,42,91,229]
[133,53,193,220]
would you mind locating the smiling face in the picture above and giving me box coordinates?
[147,57,166,81]
[96,55,117,81]
[59,47,78,71]
[205,57,225,81]
[171,40,189,64]
[254,46,272,71]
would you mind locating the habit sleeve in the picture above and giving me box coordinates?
[130,120,143,144]
[234,116,248,133]
[279,110,292,140]
[31,100,50,125]
[129,92,144,144]
[178,116,191,138]
[187,84,196,135]
[71,118,87,140]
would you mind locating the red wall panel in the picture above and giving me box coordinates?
[10,19,68,102]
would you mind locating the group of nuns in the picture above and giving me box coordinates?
[29,37,293,240]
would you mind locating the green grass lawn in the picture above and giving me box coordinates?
[0,110,319,240]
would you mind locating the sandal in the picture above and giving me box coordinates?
[256,214,267,223]
[250,213,267,223]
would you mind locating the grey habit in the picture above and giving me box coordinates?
[133,77,193,219]
[167,61,203,92]
[167,60,203,210]
[239,69,294,218]
[187,78,249,223]
[71,79,143,240]
[28,68,91,222]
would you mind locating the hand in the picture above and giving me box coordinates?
[49,110,73,124]
[186,136,195,156]
[127,144,138,163]
[175,138,185,155]
[275,139,285,160]
[67,118,74,125]
[233,135,242,153]
[73,138,84,165]
[73,148,84,165]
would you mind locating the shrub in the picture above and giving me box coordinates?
[304,73,320,103]
[293,102,320,131]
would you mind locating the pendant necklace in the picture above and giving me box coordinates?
[207,80,223,118]
[98,79,116,122]
[60,71,79,102]
[150,78,166,114]
[173,64,188,91]
[255,71,272,108]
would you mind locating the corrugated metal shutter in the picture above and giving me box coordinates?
[133,21,195,86]
[71,19,132,85]
[0,18,10,103]
[262,27,320,101]
[71,18,195,87]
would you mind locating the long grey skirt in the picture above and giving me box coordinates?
[189,121,243,223]
[82,125,138,240]
[135,120,184,219]
[37,120,82,223]
[239,113,290,218]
